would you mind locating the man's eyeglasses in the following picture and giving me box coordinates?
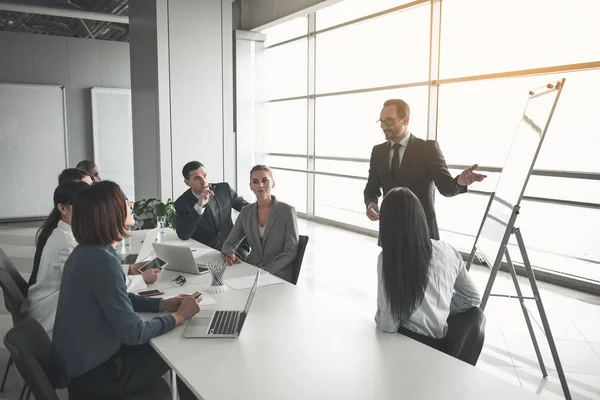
[376,117,401,127]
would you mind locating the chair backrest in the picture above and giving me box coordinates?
[4,318,59,400]
[444,307,486,366]
[290,235,309,285]
[0,248,28,296]
[0,268,25,325]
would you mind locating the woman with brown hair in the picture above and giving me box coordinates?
[51,181,200,400]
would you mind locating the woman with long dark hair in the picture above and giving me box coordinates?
[23,181,88,332]
[375,187,480,339]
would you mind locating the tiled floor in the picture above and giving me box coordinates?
[1,219,599,399]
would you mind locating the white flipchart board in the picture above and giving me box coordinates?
[91,88,135,200]
[0,83,68,219]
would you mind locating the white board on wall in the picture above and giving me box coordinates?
[91,87,135,200]
[0,83,68,219]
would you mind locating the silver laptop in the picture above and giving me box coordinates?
[119,228,159,265]
[183,271,260,338]
[152,242,210,275]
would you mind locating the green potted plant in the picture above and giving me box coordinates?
[133,198,176,230]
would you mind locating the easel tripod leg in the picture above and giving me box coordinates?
[505,248,547,376]
[515,229,572,400]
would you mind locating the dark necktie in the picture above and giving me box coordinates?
[391,142,402,181]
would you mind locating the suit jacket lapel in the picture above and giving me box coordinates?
[398,135,416,182]
[378,143,395,183]
[261,197,280,245]
[248,203,262,255]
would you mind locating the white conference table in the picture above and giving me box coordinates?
[126,229,539,400]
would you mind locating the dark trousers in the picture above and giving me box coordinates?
[68,344,196,400]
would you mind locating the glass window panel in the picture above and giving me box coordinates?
[314,175,376,230]
[315,86,429,158]
[436,192,490,238]
[269,169,307,213]
[262,16,307,47]
[515,200,600,265]
[263,155,307,170]
[259,100,307,154]
[437,70,600,173]
[315,4,430,94]
[265,40,307,99]
[440,0,600,79]
[448,167,600,208]
[442,229,600,283]
[437,191,600,281]
[316,0,415,30]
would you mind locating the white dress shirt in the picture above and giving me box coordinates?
[191,189,206,215]
[375,239,481,339]
[22,220,146,334]
[388,132,412,170]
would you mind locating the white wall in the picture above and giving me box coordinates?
[0,31,130,166]
[129,0,236,201]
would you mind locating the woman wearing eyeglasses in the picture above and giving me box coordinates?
[222,165,299,283]
[51,181,200,400]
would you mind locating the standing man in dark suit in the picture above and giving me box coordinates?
[174,161,251,259]
[364,99,486,240]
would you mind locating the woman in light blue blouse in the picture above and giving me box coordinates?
[375,187,481,340]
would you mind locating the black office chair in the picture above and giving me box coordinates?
[0,257,27,393]
[290,235,309,285]
[4,318,59,400]
[444,307,486,366]
[397,307,486,366]
[0,248,28,307]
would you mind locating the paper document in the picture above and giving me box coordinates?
[225,273,283,290]
[163,292,216,306]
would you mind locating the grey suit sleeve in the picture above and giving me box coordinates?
[174,198,204,240]
[263,206,299,275]
[430,141,466,197]
[364,146,382,207]
[222,208,247,255]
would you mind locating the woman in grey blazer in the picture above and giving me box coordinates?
[222,165,299,283]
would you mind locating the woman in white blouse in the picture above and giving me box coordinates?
[23,181,158,334]
[375,187,481,340]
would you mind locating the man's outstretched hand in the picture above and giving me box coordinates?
[458,164,487,186]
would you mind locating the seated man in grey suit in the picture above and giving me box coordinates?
[222,165,299,283]
[174,161,251,259]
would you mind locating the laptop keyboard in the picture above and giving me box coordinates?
[209,311,239,335]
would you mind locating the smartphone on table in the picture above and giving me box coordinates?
[138,289,164,297]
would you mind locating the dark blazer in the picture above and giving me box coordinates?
[364,135,466,239]
[221,197,299,283]
[174,183,249,252]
